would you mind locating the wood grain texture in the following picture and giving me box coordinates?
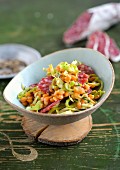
[22,116,92,146]
[0,0,120,169]
[22,116,49,141]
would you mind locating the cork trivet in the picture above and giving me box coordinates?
[22,115,92,146]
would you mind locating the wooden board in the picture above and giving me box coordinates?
[22,116,92,146]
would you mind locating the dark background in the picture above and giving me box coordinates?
[0,0,120,169]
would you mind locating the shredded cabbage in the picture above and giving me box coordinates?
[17,61,105,114]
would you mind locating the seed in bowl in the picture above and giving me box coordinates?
[0,59,27,75]
[17,60,105,114]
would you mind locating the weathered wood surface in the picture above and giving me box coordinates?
[0,0,120,169]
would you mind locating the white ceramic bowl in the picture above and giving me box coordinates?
[0,43,41,79]
[3,48,115,125]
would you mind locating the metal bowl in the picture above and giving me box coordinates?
[0,43,41,79]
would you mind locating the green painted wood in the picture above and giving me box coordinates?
[0,0,120,169]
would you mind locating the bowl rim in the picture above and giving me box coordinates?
[0,43,41,79]
[3,47,115,118]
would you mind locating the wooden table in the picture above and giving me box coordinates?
[0,0,120,169]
